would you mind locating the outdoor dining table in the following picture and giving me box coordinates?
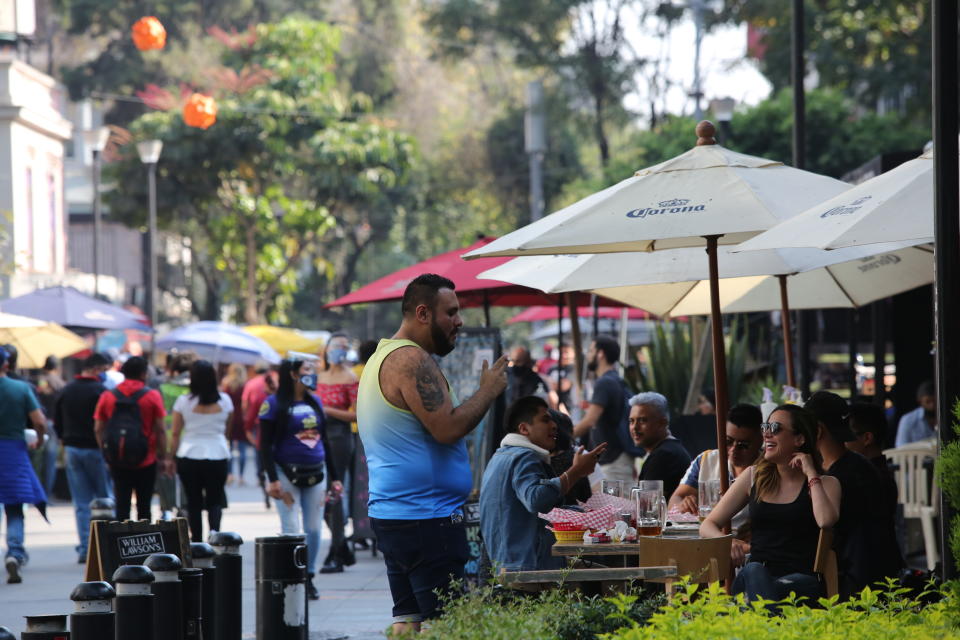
[552,525,703,565]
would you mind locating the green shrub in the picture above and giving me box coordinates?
[601,580,960,640]
[417,584,662,640]
[935,400,960,568]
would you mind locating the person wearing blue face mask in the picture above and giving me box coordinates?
[317,333,359,574]
[258,357,341,601]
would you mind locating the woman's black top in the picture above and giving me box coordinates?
[748,479,820,577]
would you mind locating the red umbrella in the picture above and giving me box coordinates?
[507,305,652,324]
[325,237,621,311]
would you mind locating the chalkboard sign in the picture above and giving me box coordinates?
[463,499,483,589]
[84,518,192,582]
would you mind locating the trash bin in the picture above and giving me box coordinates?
[255,535,308,640]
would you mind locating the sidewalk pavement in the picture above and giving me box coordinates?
[0,476,393,639]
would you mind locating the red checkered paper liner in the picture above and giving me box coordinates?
[582,492,636,515]
[539,505,619,531]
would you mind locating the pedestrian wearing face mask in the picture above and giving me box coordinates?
[316,333,359,574]
[258,357,342,600]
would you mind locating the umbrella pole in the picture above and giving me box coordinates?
[705,236,730,495]
[567,293,584,403]
[483,291,491,328]
[778,275,797,388]
[557,299,563,395]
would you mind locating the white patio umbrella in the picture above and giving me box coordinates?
[465,122,851,493]
[734,149,935,252]
[479,243,933,383]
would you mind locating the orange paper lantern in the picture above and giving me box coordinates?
[183,93,218,129]
[131,16,166,51]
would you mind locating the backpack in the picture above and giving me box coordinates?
[102,388,151,468]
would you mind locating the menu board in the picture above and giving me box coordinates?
[439,327,505,492]
[85,518,192,582]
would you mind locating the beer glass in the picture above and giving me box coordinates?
[698,479,721,522]
[601,479,623,498]
[634,488,666,536]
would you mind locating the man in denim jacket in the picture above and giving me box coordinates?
[480,396,606,571]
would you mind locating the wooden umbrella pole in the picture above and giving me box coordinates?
[483,291,491,328]
[778,275,797,388]
[567,292,585,400]
[705,235,730,494]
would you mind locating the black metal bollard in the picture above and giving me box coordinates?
[21,614,69,639]
[179,568,203,640]
[209,532,243,640]
[69,581,115,640]
[113,565,154,640]
[144,554,183,640]
[88,497,115,523]
[0,627,13,640]
[255,535,308,640]
[190,542,217,640]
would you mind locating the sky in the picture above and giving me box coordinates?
[624,14,773,119]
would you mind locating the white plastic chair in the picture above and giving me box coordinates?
[883,438,939,570]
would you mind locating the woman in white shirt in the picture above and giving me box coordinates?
[169,360,233,542]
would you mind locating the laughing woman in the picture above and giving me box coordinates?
[700,404,840,603]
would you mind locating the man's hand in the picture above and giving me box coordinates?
[479,355,509,396]
[569,443,608,477]
[731,539,750,567]
[161,457,176,477]
[678,494,698,515]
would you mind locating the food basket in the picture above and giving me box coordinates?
[551,522,582,531]
[552,529,588,543]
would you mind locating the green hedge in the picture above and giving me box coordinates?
[414,584,663,640]
[413,580,959,640]
[603,581,960,640]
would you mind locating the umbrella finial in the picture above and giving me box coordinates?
[696,120,717,146]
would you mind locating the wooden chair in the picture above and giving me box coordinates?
[813,528,838,598]
[637,534,732,596]
[883,439,939,570]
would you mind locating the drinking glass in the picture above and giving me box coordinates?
[634,480,663,498]
[601,479,623,498]
[698,479,721,522]
[634,488,666,536]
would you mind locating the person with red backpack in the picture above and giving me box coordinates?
[94,356,171,522]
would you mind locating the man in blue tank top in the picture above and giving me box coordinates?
[357,273,508,634]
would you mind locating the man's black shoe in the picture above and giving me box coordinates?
[319,558,344,574]
[306,574,320,600]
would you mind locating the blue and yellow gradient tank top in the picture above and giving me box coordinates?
[357,339,471,519]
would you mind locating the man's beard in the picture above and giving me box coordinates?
[431,319,456,356]
[586,357,598,372]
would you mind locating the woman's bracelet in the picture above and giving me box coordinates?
[807,476,822,488]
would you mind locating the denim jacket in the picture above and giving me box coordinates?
[479,443,566,572]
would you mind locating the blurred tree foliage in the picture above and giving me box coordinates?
[719,0,931,123]
[425,0,648,167]
[51,0,329,123]
[559,88,929,206]
[104,19,416,324]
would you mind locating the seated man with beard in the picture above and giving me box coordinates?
[480,396,605,571]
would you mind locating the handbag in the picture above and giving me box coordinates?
[280,462,325,488]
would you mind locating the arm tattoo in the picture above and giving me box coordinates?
[415,359,446,412]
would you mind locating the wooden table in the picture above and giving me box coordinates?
[552,526,701,557]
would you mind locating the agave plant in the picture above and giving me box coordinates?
[632,317,751,415]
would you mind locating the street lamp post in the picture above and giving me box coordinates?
[82,127,110,297]
[136,139,163,353]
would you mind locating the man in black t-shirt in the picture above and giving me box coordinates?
[806,391,903,599]
[506,346,548,406]
[628,391,691,499]
[573,336,636,485]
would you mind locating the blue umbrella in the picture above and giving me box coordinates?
[157,321,281,365]
[0,286,151,331]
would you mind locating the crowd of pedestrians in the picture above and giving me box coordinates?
[0,339,371,597]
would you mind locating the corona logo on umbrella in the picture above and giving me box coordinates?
[183,93,217,129]
[131,17,166,51]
